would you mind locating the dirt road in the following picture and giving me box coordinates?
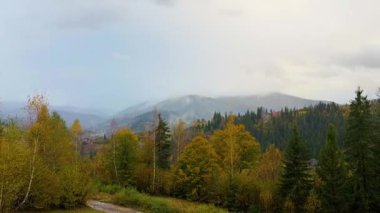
[86,200,141,213]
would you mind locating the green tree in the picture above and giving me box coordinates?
[114,128,139,186]
[95,128,139,187]
[316,124,347,212]
[279,124,312,212]
[174,136,221,202]
[372,88,380,210]
[345,88,375,212]
[155,114,171,169]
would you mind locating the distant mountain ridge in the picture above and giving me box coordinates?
[107,93,328,131]
[0,102,108,129]
[1,93,328,132]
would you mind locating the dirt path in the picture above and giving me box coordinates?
[86,200,142,213]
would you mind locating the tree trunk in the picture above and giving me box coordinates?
[152,129,156,193]
[18,138,38,209]
[112,134,120,185]
[0,139,4,210]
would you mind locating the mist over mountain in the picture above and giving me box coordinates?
[0,102,108,128]
[106,93,327,131]
[1,93,328,131]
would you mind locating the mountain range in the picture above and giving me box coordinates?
[104,93,327,131]
[0,93,327,131]
[0,102,108,128]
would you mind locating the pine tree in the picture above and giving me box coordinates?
[345,88,375,212]
[317,124,347,212]
[155,114,171,169]
[279,124,312,212]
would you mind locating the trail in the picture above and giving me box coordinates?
[87,200,141,213]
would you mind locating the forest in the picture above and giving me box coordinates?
[0,88,379,213]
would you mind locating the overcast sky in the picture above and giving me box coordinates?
[0,0,379,111]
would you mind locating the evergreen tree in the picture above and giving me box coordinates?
[345,88,375,212]
[155,114,171,169]
[372,89,380,211]
[317,124,347,212]
[279,124,312,212]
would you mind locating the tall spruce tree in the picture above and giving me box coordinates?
[372,89,380,211]
[345,88,375,212]
[317,124,347,212]
[155,113,171,169]
[279,124,312,212]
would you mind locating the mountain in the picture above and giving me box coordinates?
[107,93,328,132]
[0,102,108,129]
[1,93,328,132]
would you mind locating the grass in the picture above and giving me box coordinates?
[25,207,101,213]
[94,184,227,213]
[47,208,100,213]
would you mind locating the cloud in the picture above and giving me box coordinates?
[335,46,380,69]
[1,0,380,109]
[152,0,176,7]
[112,52,131,61]
[55,10,121,30]
[218,9,244,17]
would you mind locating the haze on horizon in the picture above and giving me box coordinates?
[0,0,379,111]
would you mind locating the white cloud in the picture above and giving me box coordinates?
[0,0,379,108]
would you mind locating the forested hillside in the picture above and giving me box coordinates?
[1,88,379,212]
[193,102,346,157]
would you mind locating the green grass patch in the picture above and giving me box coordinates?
[95,184,227,213]
[25,207,101,213]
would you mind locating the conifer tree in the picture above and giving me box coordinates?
[279,124,312,212]
[317,124,347,212]
[345,88,375,212]
[155,114,171,169]
[372,88,380,211]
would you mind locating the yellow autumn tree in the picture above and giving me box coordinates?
[172,119,187,163]
[135,132,155,192]
[0,121,29,211]
[174,136,222,202]
[95,128,139,187]
[211,116,261,177]
[255,144,283,212]
[70,119,83,155]
[18,95,90,209]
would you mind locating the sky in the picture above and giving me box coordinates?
[0,0,379,112]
